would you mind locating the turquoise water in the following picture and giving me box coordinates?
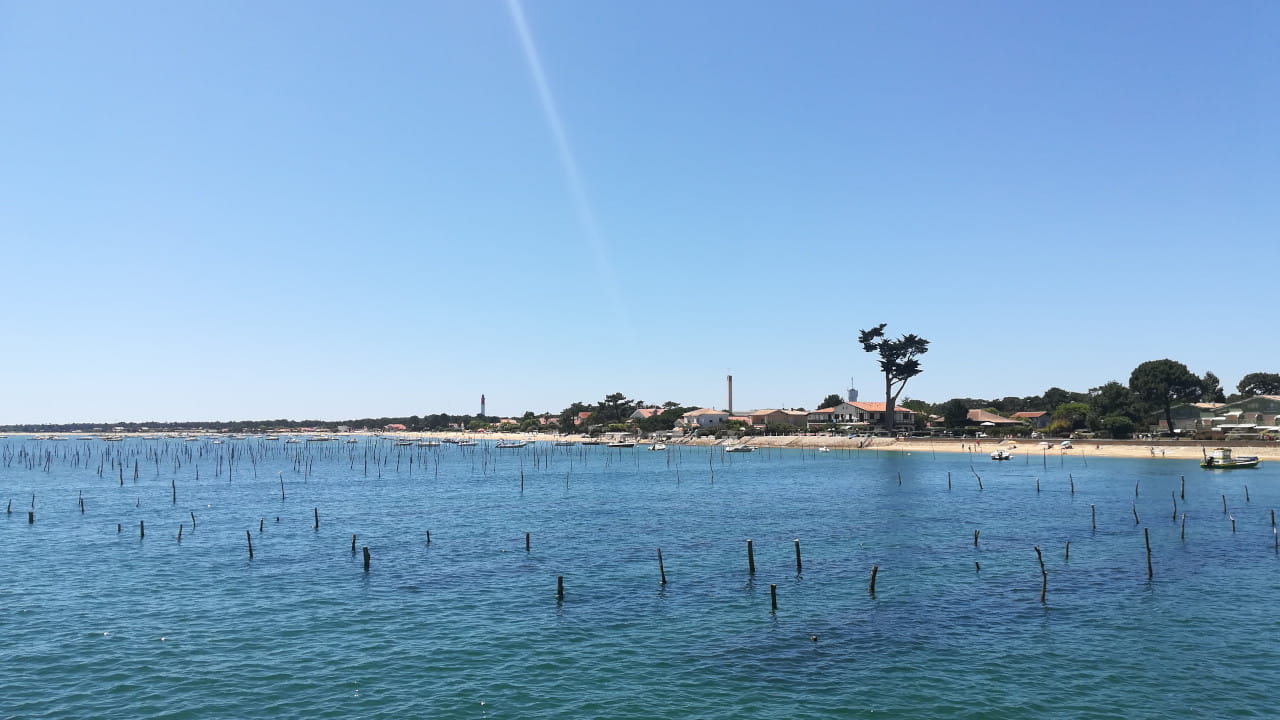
[3,438,1279,719]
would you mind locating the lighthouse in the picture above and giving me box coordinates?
[480,394,486,418]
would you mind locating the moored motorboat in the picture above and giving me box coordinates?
[649,442,667,451]
[1201,447,1261,469]
[990,450,1013,461]
[495,440,528,448]
[725,444,754,453]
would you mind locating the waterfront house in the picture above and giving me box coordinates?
[682,408,730,429]
[807,402,915,431]
[1012,411,1050,429]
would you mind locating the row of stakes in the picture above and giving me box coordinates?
[10,473,1274,608]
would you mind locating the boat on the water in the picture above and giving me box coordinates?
[990,450,1013,461]
[725,444,754,453]
[649,442,667,451]
[607,441,635,448]
[1201,447,1261,469]
[495,440,528,448]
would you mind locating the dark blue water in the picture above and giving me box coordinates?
[3,438,1278,718]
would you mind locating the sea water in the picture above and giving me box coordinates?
[3,438,1279,719]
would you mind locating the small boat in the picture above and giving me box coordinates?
[581,439,603,446]
[818,447,830,453]
[649,442,667,451]
[724,444,754,453]
[285,438,300,444]
[1201,447,1261,469]
[418,440,441,447]
[495,440,528,448]
[554,440,576,446]
[346,439,359,444]
[456,440,478,446]
[394,440,414,446]
[990,450,1013,461]
[607,441,635,448]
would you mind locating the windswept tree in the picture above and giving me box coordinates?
[1237,372,1280,397]
[1129,359,1203,434]
[858,323,930,431]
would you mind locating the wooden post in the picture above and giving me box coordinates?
[1172,491,1178,521]
[1065,540,1070,561]
[769,583,778,612]
[1070,474,1075,495]
[525,532,531,552]
[426,530,431,545]
[1132,505,1140,525]
[246,530,254,559]
[1134,478,1139,497]
[140,520,145,538]
[1245,485,1250,503]
[362,546,370,571]
[793,538,802,572]
[657,547,667,584]
[1091,504,1096,531]
[171,479,176,504]
[869,565,878,594]
[28,511,34,524]
[314,507,319,530]
[975,561,981,572]
[1034,545,1047,604]
[1144,527,1153,580]
[1230,515,1236,533]
[1181,513,1186,540]
[1274,527,1277,553]
[1222,495,1228,514]
[973,529,980,547]
[117,523,121,533]
[352,534,357,553]
[897,471,902,486]
[746,539,756,575]
[1180,475,1185,500]
[1272,509,1276,529]
[259,518,264,533]
[177,525,183,542]
[947,471,951,490]
[279,472,285,501]
[1036,477,1040,493]
[556,575,564,601]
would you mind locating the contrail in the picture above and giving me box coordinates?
[506,0,622,314]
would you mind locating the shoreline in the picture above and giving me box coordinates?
[8,430,1279,461]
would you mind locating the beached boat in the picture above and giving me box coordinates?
[990,449,1013,461]
[495,440,528,448]
[1201,448,1261,469]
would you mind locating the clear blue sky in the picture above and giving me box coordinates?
[2,1,1276,423]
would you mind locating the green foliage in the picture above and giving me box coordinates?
[1130,359,1204,433]
[1237,372,1280,396]
[938,399,971,428]
[819,394,844,410]
[1100,415,1136,439]
[1052,402,1091,430]
[1201,372,1227,403]
[859,323,930,430]
[1087,381,1141,426]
